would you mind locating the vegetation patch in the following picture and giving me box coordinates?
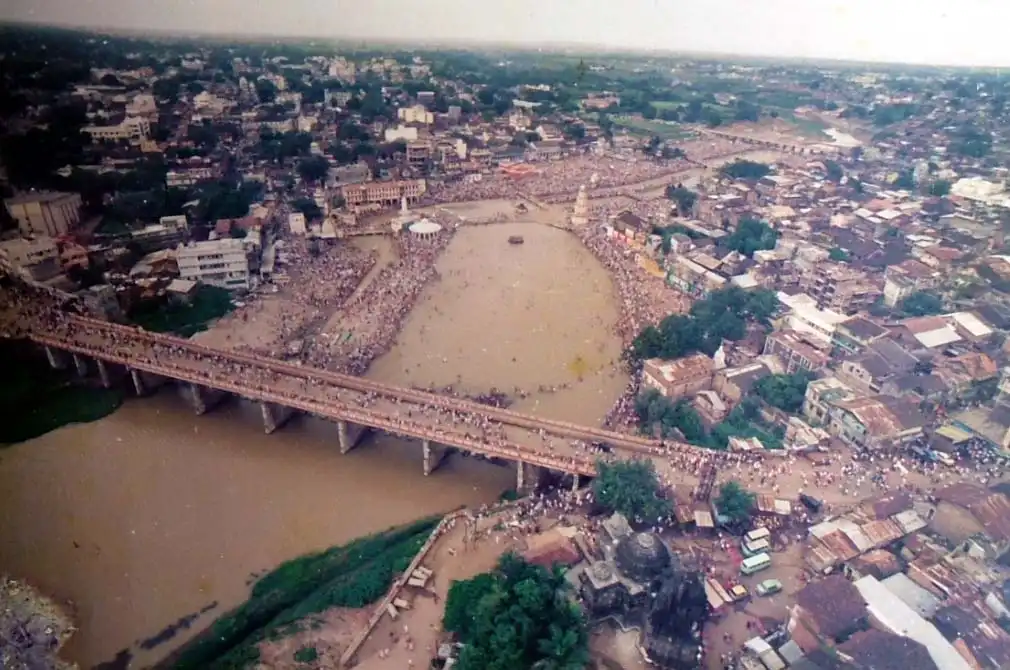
[130,285,235,337]
[0,339,123,445]
[163,517,439,670]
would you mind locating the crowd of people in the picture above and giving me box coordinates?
[307,219,458,374]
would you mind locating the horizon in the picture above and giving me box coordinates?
[3,0,1010,69]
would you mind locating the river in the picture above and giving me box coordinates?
[0,220,627,667]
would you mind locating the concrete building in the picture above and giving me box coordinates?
[176,238,254,290]
[763,330,831,374]
[82,116,151,142]
[641,354,715,399]
[776,292,848,348]
[397,105,433,125]
[0,236,59,269]
[341,179,426,208]
[5,191,83,237]
[384,125,419,143]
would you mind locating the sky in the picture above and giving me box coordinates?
[4,0,1010,68]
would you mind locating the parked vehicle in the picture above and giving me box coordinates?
[799,494,823,513]
[756,579,783,596]
[740,552,772,575]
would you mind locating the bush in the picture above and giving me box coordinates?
[294,646,318,664]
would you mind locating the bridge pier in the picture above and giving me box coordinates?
[260,402,297,435]
[516,461,544,494]
[422,440,449,476]
[44,346,68,370]
[183,383,228,416]
[129,368,169,396]
[95,361,127,389]
[337,420,368,454]
[71,353,89,378]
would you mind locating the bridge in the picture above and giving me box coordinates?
[31,314,694,492]
[698,128,842,156]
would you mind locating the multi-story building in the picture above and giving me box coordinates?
[882,259,939,307]
[176,238,254,290]
[406,141,432,168]
[384,125,418,143]
[82,116,151,142]
[776,292,848,348]
[5,191,83,237]
[166,167,216,188]
[803,263,882,315]
[763,330,831,374]
[341,179,426,208]
[641,354,715,400]
[0,235,59,269]
[397,105,433,125]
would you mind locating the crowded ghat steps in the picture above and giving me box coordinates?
[30,314,702,490]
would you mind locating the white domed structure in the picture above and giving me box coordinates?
[408,219,442,241]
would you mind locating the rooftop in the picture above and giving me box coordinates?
[794,574,865,640]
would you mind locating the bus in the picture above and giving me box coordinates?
[741,537,772,557]
[744,527,771,544]
[740,552,773,576]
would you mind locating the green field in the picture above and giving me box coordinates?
[612,116,695,140]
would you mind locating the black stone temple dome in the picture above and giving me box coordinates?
[615,531,670,583]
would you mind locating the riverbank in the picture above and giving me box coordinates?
[0,339,122,445]
[160,517,439,670]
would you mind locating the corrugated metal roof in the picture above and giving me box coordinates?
[860,519,904,548]
[893,509,927,535]
[836,518,874,553]
[819,529,861,562]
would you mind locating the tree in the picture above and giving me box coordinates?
[715,481,755,524]
[929,179,952,197]
[292,197,322,222]
[828,247,851,262]
[721,159,771,180]
[444,554,589,670]
[753,371,814,413]
[255,78,277,104]
[297,155,330,183]
[724,218,778,257]
[899,291,943,317]
[665,184,697,215]
[593,459,670,523]
[823,160,844,183]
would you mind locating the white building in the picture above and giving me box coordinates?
[166,167,215,188]
[397,105,433,125]
[384,125,419,143]
[82,116,151,143]
[176,238,253,290]
[776,292,848,347]
[5,191,83,237]
[289,212,307,235]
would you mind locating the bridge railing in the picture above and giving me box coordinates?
[61,315,675,455]
[35,335,598,477]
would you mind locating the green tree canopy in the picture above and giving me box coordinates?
[665,184,698,216]
[929,179,952,197]
[899,291,944,317]
[720,159,772,180]
[592,458,671,523]
[716,481,756,524]
[297,155,330,183]
[292,197,322,222]
[443,553,589,670]
[828,247,851,262]
[752,371,814,413]
[627,287,777,362]
[724,218,779,258]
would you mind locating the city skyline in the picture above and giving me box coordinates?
[3,0,1010,68]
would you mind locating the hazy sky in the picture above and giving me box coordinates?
[5,0,1010,67]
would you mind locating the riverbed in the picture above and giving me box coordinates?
[0,220,627,667]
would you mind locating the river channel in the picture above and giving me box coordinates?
[0,220,628,667]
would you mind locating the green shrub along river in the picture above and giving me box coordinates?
[0,339,123,445]
[161,517,440,670]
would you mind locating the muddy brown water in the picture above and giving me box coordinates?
[0,222,627,667]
